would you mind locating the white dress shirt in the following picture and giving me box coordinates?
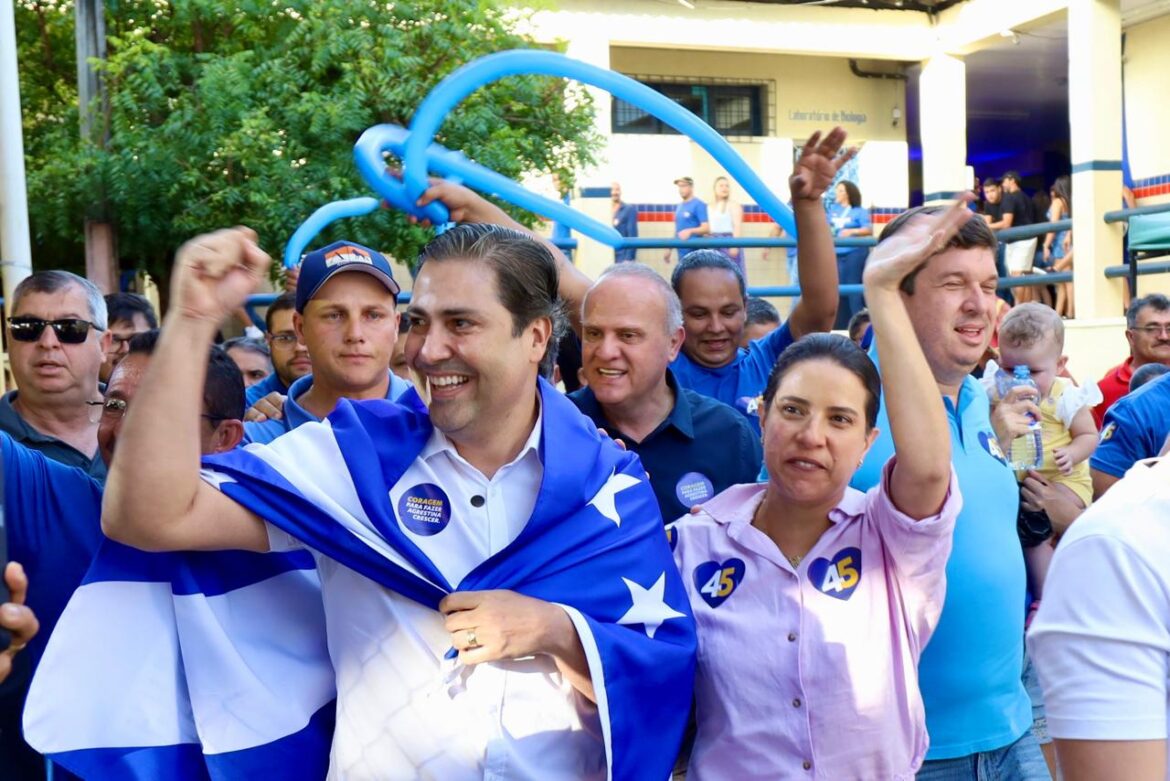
[267,407,606,780]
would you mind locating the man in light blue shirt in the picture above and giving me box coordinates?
[851,204,1049,780]
[245,240,410,444]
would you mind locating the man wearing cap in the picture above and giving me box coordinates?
[243,240,411,445]
[665,176,709,263]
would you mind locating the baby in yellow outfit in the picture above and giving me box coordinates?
[983,303,1101,598]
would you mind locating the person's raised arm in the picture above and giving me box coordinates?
[863,200,973,518]
[102,228,271,553]
[413,179,592,334]
[787,128,850,338]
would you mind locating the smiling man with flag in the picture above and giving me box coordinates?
[28,220,695,780]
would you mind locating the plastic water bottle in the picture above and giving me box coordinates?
[1001,365,1043,470]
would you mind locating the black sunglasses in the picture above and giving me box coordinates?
[8,317,104,344]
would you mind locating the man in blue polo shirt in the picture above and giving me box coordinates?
[852,203,1049,779]
[1090,371,1170,498]
[570,263,761,522]
[244,241,410,444]
[668,129,850,430]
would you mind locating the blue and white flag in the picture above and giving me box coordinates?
[24,540,334,780]
[27,379,696,780]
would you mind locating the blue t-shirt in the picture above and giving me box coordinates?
[1090,372,1170,477]
[828,203,872,257]
[1,434,104,667]
[674,197,709,236]
[244,371,289,408]
[569,372,762,522]
[243,372,412,445]
[851,363,1030,759]
[670,320,794,433]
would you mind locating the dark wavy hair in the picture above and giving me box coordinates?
[762,333,881,430]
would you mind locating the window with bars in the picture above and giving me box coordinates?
[613,82,764,137]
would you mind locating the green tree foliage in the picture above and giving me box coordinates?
[17,0,599,280]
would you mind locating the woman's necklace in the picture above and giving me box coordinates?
[753,499,806,569]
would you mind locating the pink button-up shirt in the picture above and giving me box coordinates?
[671,459,959,780]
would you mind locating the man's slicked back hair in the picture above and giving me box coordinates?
[878,206,998,295]
[416,223,568,378]
[670,250,746,299]
[12,270,108,330]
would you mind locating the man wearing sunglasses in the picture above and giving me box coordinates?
[0,330,246,779]
[1,271,110,480]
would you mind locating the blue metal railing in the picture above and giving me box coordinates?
[243,203,1170,326]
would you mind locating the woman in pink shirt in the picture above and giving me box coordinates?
[671,201,968,779]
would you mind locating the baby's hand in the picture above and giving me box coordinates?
[1053,446,1074,475]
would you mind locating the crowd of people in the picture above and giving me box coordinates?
[0,125,1167,781]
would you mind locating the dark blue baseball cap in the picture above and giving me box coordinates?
[295,240,401,312]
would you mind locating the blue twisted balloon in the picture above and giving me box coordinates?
[289,49,797,267]
[356,49,796,236]
[283,197,381,269]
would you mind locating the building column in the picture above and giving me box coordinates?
[918,54,969,206]
[562,35,614,277]
[1069,0,1125,319]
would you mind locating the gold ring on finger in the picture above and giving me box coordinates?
[465,628,480,649]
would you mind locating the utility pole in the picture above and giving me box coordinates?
[76,0,117,292]
[0,0,33,309]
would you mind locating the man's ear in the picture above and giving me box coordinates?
[293,311,305,343]
[211,419,245,453]
[528,316,553,364]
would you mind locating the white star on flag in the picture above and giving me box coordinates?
[617,572,686,639]
[587,470,642,527]
[199,468,237,491]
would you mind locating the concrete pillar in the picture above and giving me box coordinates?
[561,36,613,279]
[0,0,33,311]
[1068,0,1126,318]
[918,54,969,206]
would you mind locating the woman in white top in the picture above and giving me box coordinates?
[710,176,746,279]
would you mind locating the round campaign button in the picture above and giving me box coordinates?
[398,483,452,536]
[675,472,715,507]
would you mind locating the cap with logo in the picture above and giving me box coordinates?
[295,240,401,312]
[673,176,694,186]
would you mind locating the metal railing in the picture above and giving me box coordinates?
[243,203,1170,324]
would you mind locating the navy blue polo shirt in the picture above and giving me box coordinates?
[1091,372,1170,478]
[0,391,106,480]
[670,320,794,432]
[569,372,762,523]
